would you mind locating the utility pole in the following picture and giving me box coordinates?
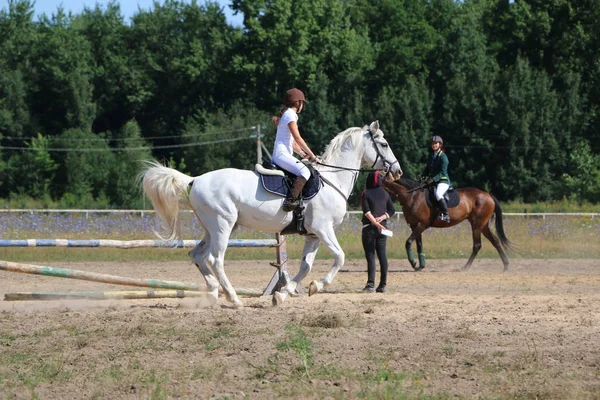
[256,124,262,164]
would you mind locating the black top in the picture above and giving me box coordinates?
[360,172,395,227]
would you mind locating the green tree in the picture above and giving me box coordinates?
[51,128,115,205]
[106,120,152,207]
[493,58,562,202]
[429,0,499,189]
[4,134,57,198]
[560,141,600,203]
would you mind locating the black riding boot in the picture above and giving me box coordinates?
[437,197,450,222]
[282,176,308,212]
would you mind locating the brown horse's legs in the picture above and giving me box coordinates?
[405,235,418,270]
[406,224,427,271]
[462,228,482,271]
[482,225,510,272]
[416,233,426,270]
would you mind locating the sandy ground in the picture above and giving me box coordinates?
[0,258,599,399]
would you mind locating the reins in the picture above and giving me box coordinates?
[314,160,378,173]
[406,183,428,193]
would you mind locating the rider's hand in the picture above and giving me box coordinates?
[426,178,434,185]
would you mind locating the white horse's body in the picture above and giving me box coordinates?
[141,121,402,307]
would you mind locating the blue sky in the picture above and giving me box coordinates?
[25,0,243,26]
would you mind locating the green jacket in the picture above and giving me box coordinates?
[422,150,450,184]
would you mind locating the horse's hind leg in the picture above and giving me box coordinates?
[189,235,220,305]
[482,225,510,272]
[208,231,243,308]
[462,226,482,271]
[198,215,242,307]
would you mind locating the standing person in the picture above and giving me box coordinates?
[421,135,451,222]
[361,171,395,293]
[271,88,319,212]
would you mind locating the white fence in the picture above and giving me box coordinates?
[0,209,598,219]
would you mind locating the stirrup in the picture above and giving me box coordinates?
[438,213,450,222]
[282,197,300,212]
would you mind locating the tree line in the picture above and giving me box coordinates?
[1,0,599,209]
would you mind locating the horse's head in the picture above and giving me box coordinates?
[382,176,420,201]
[362,121,403,181]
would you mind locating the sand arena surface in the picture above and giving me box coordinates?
[0,258,599,399]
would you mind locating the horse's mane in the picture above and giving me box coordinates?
[321,126,382,162]
[395,176,421,190]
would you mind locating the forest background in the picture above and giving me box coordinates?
[1,0,599,210]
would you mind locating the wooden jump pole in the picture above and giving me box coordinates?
[0,261,262,297]
[0,238,278,248]
[4,290,205,301]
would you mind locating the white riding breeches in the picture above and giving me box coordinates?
[272,152,311,180]
[435,183,450,200]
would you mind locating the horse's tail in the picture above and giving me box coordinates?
[138,161,194,242]
[492,195,514,253]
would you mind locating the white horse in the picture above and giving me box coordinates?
[140,121,402,307]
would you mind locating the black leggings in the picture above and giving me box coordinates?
[362,225,388,287]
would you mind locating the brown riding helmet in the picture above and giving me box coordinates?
[284,88,307,106]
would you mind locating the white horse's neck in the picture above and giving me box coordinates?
[317,127,367,200]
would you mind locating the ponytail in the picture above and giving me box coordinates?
[271,107,286,126]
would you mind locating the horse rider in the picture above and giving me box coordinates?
[421,135,451,222]
[271,88,319,212]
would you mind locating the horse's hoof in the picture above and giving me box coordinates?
[308,281,320,296]
[273,291,287,306]
[206,291,219,306]
[417,265,425,271]
[410,262,418,270]
[232,300,244,309]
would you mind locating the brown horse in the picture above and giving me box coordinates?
[383,177,512,271]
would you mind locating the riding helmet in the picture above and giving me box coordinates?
[431,135,443,144]
[284,88,307,105]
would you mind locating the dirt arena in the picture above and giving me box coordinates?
[0,258,599,399]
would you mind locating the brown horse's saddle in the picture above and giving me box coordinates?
[424,186,460,209]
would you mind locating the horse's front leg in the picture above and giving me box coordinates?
[406,223,426,271]
[416,232,426,271]
[273,236,320,306]
[309,228,344,296]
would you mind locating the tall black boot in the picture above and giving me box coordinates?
[282,176,307,212]
[437,197,450,222]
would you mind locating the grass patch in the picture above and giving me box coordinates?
[276,324,313,378]
[300,313,344,329]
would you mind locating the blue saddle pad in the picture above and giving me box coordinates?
[259,173,322,200]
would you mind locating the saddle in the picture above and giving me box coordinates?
[424,185,460,209]
[255,160,323,236]
[256,161,322,200]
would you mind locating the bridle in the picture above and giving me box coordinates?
[315,130,398,174]
[315,129,399,201]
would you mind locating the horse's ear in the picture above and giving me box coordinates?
[369,120,380,134]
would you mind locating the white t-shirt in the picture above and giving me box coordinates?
[273,108,298,157]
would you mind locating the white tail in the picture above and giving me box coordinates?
[139,161,194,241]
